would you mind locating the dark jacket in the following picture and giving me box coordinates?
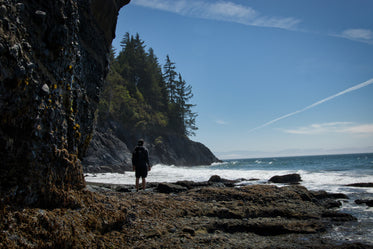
[132,146,150,168]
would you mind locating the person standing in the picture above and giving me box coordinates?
[132,139,151,191]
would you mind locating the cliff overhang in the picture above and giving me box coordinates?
[0,0,129,206]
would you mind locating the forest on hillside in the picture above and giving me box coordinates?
[97,33,198,137]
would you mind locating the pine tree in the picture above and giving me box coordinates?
[163,55,177,103]
[175,74,198,136]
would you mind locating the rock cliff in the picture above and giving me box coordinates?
[83,120,221,173]
[0,0,130,206]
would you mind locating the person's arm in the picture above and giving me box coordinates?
[132,151,136,171]
[145,149,151,171]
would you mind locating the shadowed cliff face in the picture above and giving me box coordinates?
[0,0,129,206]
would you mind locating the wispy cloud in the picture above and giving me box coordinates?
[216,119,228,125]
[282,122,373,135]
[132,0,188,14]
[132,0,373,45]
[132,0,301,30]
[249,78,373,132]
[334,29,373,45]
[341,124,373,134]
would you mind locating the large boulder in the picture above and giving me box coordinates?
[269,174,302,184]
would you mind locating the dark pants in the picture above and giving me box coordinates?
[135,165,148,178]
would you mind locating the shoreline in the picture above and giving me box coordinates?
[84,176,373,248]
[1,175,373,248]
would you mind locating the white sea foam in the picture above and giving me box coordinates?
[85,163,372,193]
[86,164,290,185]
[299,170,373,194]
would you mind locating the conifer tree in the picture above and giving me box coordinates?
[175,74,198,136]
[163,55,177,103]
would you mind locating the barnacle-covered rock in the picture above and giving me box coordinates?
[0,0,130,206]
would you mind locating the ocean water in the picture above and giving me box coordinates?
[85,153,373,245]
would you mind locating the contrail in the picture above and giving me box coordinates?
[249,78,373,133]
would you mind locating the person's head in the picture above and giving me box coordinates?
[137,139,144,146]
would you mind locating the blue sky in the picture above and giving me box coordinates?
[113,0,373,159]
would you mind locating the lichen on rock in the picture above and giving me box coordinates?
[0,0,130,206]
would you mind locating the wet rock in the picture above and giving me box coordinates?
[209,175,222,182]
[156,182,188,194]
[0,42,5,54]
[346,183,373,188]
[0,5,7,17]
[311,190,349,200]
[115,186,132,193]
[15,3,25,12]
[14,64,26,79]
[22,42,32,52]
[26,62,35,71]
[41,84,49,94]
[323,200,342,209]
[355,199,373,207]
[99,166,115,173]
[322,211,357,222]
[34,10,46,24]
[210,182,226,188]
[182,226,195,236]
[329,193,349,199]
[9,43,21,58]
[207,175,239,187]
[208,175,223,183]
[269,173,302,184]
[209,218,325,236]
[176,180,209,189]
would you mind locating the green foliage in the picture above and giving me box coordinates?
[98,33,198,136]
[154,136,164,145]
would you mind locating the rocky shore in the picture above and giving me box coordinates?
[1,175,372,248]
